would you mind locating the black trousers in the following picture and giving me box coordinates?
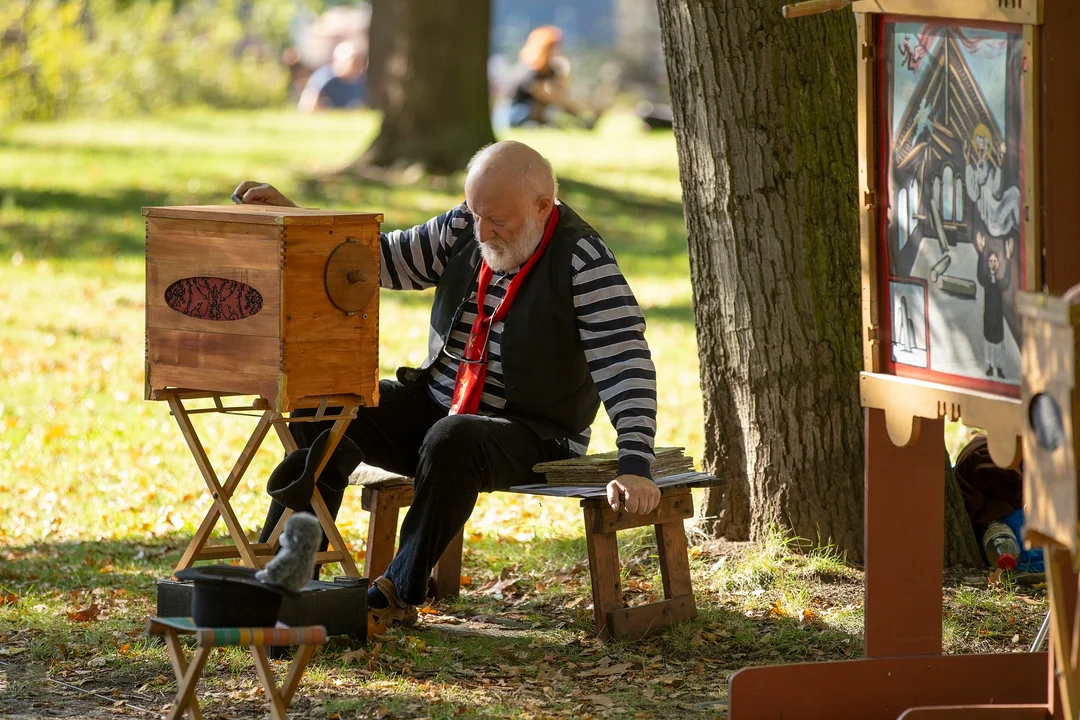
[258,379,570,605]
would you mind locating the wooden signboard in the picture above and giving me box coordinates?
[856,0,1043,466]
[143,205,383,412]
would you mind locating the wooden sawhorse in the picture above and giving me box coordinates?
[151,388,363,578]
[148,616,326,720]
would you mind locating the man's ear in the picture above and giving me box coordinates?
[536,195,553,216]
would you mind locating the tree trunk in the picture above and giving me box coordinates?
[361,0,496,174]
[944,456,983,567]
[365,0,396,112]
[656,1,866,560]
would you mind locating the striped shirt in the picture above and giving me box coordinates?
[379,202,657,477]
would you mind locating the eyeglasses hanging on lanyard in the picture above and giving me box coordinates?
[439,262,507,365]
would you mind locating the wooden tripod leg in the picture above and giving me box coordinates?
[164,630,210,720]
[174,407,277,573]
[250,646,289,720]
[1045,544,1079,719]
[168,396,261,568]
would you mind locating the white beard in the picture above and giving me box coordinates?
[477,214,544,272]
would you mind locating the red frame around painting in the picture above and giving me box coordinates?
[875,14,1026,399]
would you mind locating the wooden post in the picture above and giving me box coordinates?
[432,529,464,600]
[864,409,945,658]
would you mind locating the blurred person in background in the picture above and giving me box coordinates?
[297,39,368,111]
[504,26,601,129]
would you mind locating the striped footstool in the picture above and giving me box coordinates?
[147,617,327,720]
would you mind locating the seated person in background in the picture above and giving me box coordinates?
[298,40,368,111]
[232,140,660,630]
[506,26,600,129]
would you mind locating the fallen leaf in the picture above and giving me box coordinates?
[87,656,107,668]
[460,575,472,587]
[375,706,389,719]
[340,648,367,663]
[67,603,101,622]
[0,592,17,606]
[576,662,632,678]
[584,695,616,707]
[0,647,27,656]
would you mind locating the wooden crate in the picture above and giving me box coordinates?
[144,205,382,412]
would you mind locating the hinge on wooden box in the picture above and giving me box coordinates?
[867,325,881,343]
[863,190,876,208]
[861,43,875,61]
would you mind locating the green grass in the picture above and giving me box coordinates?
[0,108,1048,719]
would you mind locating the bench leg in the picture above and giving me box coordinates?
[656,519,695,600]
[164,630,211,720]
[582,506,623,641]
[432,529,464,600]
[362,485,410,579]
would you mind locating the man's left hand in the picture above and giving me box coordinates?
[606,474,661,515]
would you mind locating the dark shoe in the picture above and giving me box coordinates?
[986,365,994,376]
[368,576,417,634]
[997,367,1005,379]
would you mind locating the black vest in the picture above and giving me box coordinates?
[398,202,602,440]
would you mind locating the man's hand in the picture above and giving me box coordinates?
[606,474,661,515]
[231,181,297,207]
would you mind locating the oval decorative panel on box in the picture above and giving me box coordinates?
[164,277,264,321]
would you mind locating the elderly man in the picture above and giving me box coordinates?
[233,140,659,629]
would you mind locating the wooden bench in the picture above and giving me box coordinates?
[351,466,723,641]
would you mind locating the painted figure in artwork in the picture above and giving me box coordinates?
[965,124,1022,239]
[897,295,917,352]
[975,231,1014,379]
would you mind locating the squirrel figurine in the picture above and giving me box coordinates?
[255,512,323,592]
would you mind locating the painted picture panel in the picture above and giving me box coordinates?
[880,17,1025,397]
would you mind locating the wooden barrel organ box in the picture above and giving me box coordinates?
[143,205,382,410]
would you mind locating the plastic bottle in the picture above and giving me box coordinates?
[983,521,1021,570]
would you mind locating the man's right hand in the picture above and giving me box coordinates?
[231,181,297,207]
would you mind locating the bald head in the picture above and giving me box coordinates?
[465,142,558,271]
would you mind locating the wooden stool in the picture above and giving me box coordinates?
[353,466,720,641]
[147,617,327,720]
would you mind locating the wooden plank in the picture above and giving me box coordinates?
[606,596,696,642]
[148,328,280,398]
[1022,24,1040,293]
[147,262,281,338]
[164,631,205,720]
[655,516,694,600]
[282,339,378,409]
[147,217,281,267]
[729,653,1050,720]
[585,490,694,534]
[144,205,383,226]
[582,506,622,641]
[860,372,1023,468]
[432,530,463,600]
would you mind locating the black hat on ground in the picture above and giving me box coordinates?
[266,429,365,511]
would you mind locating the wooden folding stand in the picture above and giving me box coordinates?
[147,617,327,720]
[151,388,364,578]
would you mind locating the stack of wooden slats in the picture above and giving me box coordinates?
[535,447,695,486]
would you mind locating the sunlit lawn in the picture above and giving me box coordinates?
[0,110,1046,719]
[0,108,701,547]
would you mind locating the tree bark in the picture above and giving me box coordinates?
[944,457,983,567]
[365,0,396,112]
[656,0,866,560]
[361,0,496,174]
